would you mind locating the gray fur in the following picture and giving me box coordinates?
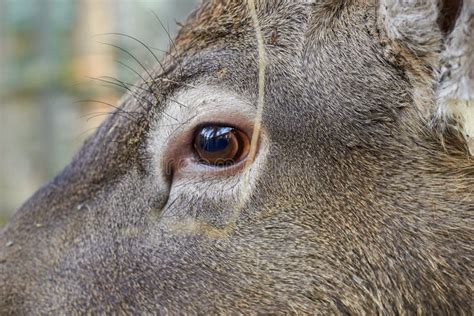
[1,0,472,314]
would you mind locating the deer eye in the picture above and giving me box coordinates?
[194,125,250,166]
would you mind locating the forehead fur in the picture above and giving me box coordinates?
[172,0,347,57]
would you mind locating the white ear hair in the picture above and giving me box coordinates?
[435,1,474,154]
[379,0,441,57]
[380,0,473,154]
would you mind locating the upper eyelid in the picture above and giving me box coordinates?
[147,86,258,177]
[159,86,256,136]
[148,85,256,136]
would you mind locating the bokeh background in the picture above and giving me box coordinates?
[0,0,198,226]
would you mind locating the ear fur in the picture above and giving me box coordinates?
[379,0,473,155]
[435,0,473,154]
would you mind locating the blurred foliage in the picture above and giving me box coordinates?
[0,0,197,226]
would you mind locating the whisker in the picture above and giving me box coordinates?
[169,113,199,135]
[95,33,165,72]
[75,126,102,140]
[113,59,161,105]
[115,60,152,88]
[88,75,150,112]
[79,111,115,119]
[97,41,159,103]
[103,77,181,122]
[85,112,129,122]
[150,10,185,78]
[149,46,179,62]
[102,57,170,118]
[98,41,153,80]
[150,10,178,57]
[92,74,190,114]
[112,61,185,119]
[75,99,138,121]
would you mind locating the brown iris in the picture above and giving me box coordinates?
[194,125,250,166]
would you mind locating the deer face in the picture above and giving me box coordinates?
[1,0,472,313]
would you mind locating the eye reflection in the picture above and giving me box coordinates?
[194,125,249,166]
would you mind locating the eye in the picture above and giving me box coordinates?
[194,125,250,166]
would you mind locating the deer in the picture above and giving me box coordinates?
[1,0,472,313]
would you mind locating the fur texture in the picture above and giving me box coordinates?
[380,0,474,153]
[436,0,474,153]
[1,0,472,314]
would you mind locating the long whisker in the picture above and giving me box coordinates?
[149,46,179,62]
[75,125,102,140]
[113,61,188,115]
[150,10,185,78]
[95,33,165,72]
[87,76,150,112]
[150,10,178,57]
[97,41,159,100]
[105,76,180,122]
[79,111,130,120]
[75,99,138,121]
[92,74,190,110]
[84,112,131,122]
[114,59,160,103]
[74,124,127,143]
[95,45,170,117]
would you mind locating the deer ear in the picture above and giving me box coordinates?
[379,0,473,155]
[436,1,473,155]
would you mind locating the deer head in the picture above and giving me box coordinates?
[1,0,472,313]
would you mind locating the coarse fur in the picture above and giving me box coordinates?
[1,0,473,314]
[380,0,474,153]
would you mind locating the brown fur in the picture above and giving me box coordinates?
[1,0,472,314]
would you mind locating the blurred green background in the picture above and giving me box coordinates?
[0,0,198,226]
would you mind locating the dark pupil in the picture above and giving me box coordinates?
[199,126,233,153]
[195,125,242,165]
